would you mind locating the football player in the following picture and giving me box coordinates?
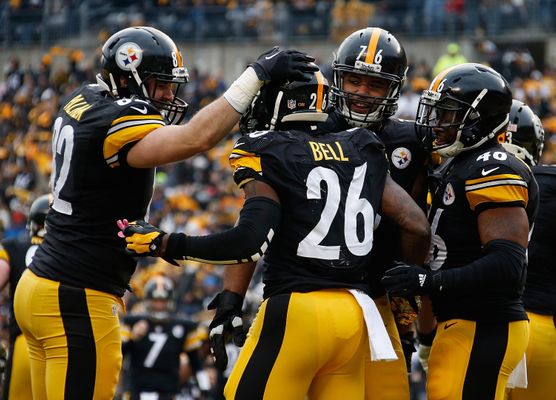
[121,275,201,400]
[204,27,431,400]
[121,69,431,399]
[327,27,430,400]
[502,100,555,400]
[0,194,49,400]
[382,64,539,400]
[12,26,318,399]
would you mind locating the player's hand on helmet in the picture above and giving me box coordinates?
[207,290,246,371]
[382,261,441,297]
[250,47,319,83]
[117,219,179,266]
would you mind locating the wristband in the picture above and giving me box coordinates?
[417,328,437,346]
[223,67,263,114]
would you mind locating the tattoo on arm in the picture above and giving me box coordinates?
[242,180,280,203]
[381,176,431,265]
[478,207,529,247]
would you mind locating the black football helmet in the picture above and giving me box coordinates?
[27,194,50,243]
[97,26,189,124]
[332,27,407,127]
[416,63,512,157]
[144,275,175,320]
[239,70,329,133]
[502,100,544,166]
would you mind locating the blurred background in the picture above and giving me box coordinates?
[0,1,555,399]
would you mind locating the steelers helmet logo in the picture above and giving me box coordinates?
[443,182,455,205]
[391,147,411,169]
[116,42,143,70]
[172,325,184,338]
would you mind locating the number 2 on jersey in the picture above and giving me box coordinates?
[51,117,74,215]
[297,163,374,260]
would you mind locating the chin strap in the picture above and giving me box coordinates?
[96,73,119,98]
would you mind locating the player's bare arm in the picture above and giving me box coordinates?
[380,175,431,265]
[126,97,242,168]
[478,206,529,247]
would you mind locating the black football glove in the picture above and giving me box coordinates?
[400,331,416,373]
[207,290,246,370]
[250,46,319,83]
[121,220,178,266]
[381,262,442,297]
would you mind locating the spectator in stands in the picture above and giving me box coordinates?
[432,42,468,77]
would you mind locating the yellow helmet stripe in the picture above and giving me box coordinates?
[364,28,381,64]
[315,71,324,111]
[176,49,183,68]
[431,64,459,91]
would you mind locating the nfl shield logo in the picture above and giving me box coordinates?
[287,99,297,110]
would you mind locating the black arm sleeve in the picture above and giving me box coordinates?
[439,239,526,294]
[165,197,281,264]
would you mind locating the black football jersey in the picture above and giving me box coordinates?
[229,125,389,297]
[319,111,429,297]
[0,236,36,338]
[524,165,556,315]
[30,84,165,296]
[122,314,198,395]
[428,142,539,321]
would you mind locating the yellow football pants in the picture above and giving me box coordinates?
[427,319,529,400]
[506,312,556,400]
[14,269,124,400]
[364,295,409,400]
[225,289,369,400]
[3,333,32,400]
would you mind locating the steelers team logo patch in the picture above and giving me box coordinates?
[391,147,411,169]
[172,325,184,338]
[116,42,143,70]
[443,183,455,205]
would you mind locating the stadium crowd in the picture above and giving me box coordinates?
[0,23,555,399]
[1,0,555,46]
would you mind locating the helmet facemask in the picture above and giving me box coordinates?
[417,89,507,157]
[141,71,189,125]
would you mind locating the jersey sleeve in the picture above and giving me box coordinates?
[183,323,206,352]
[228,134,271,189]
[102,101,166,168]
[465,165,530,213]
